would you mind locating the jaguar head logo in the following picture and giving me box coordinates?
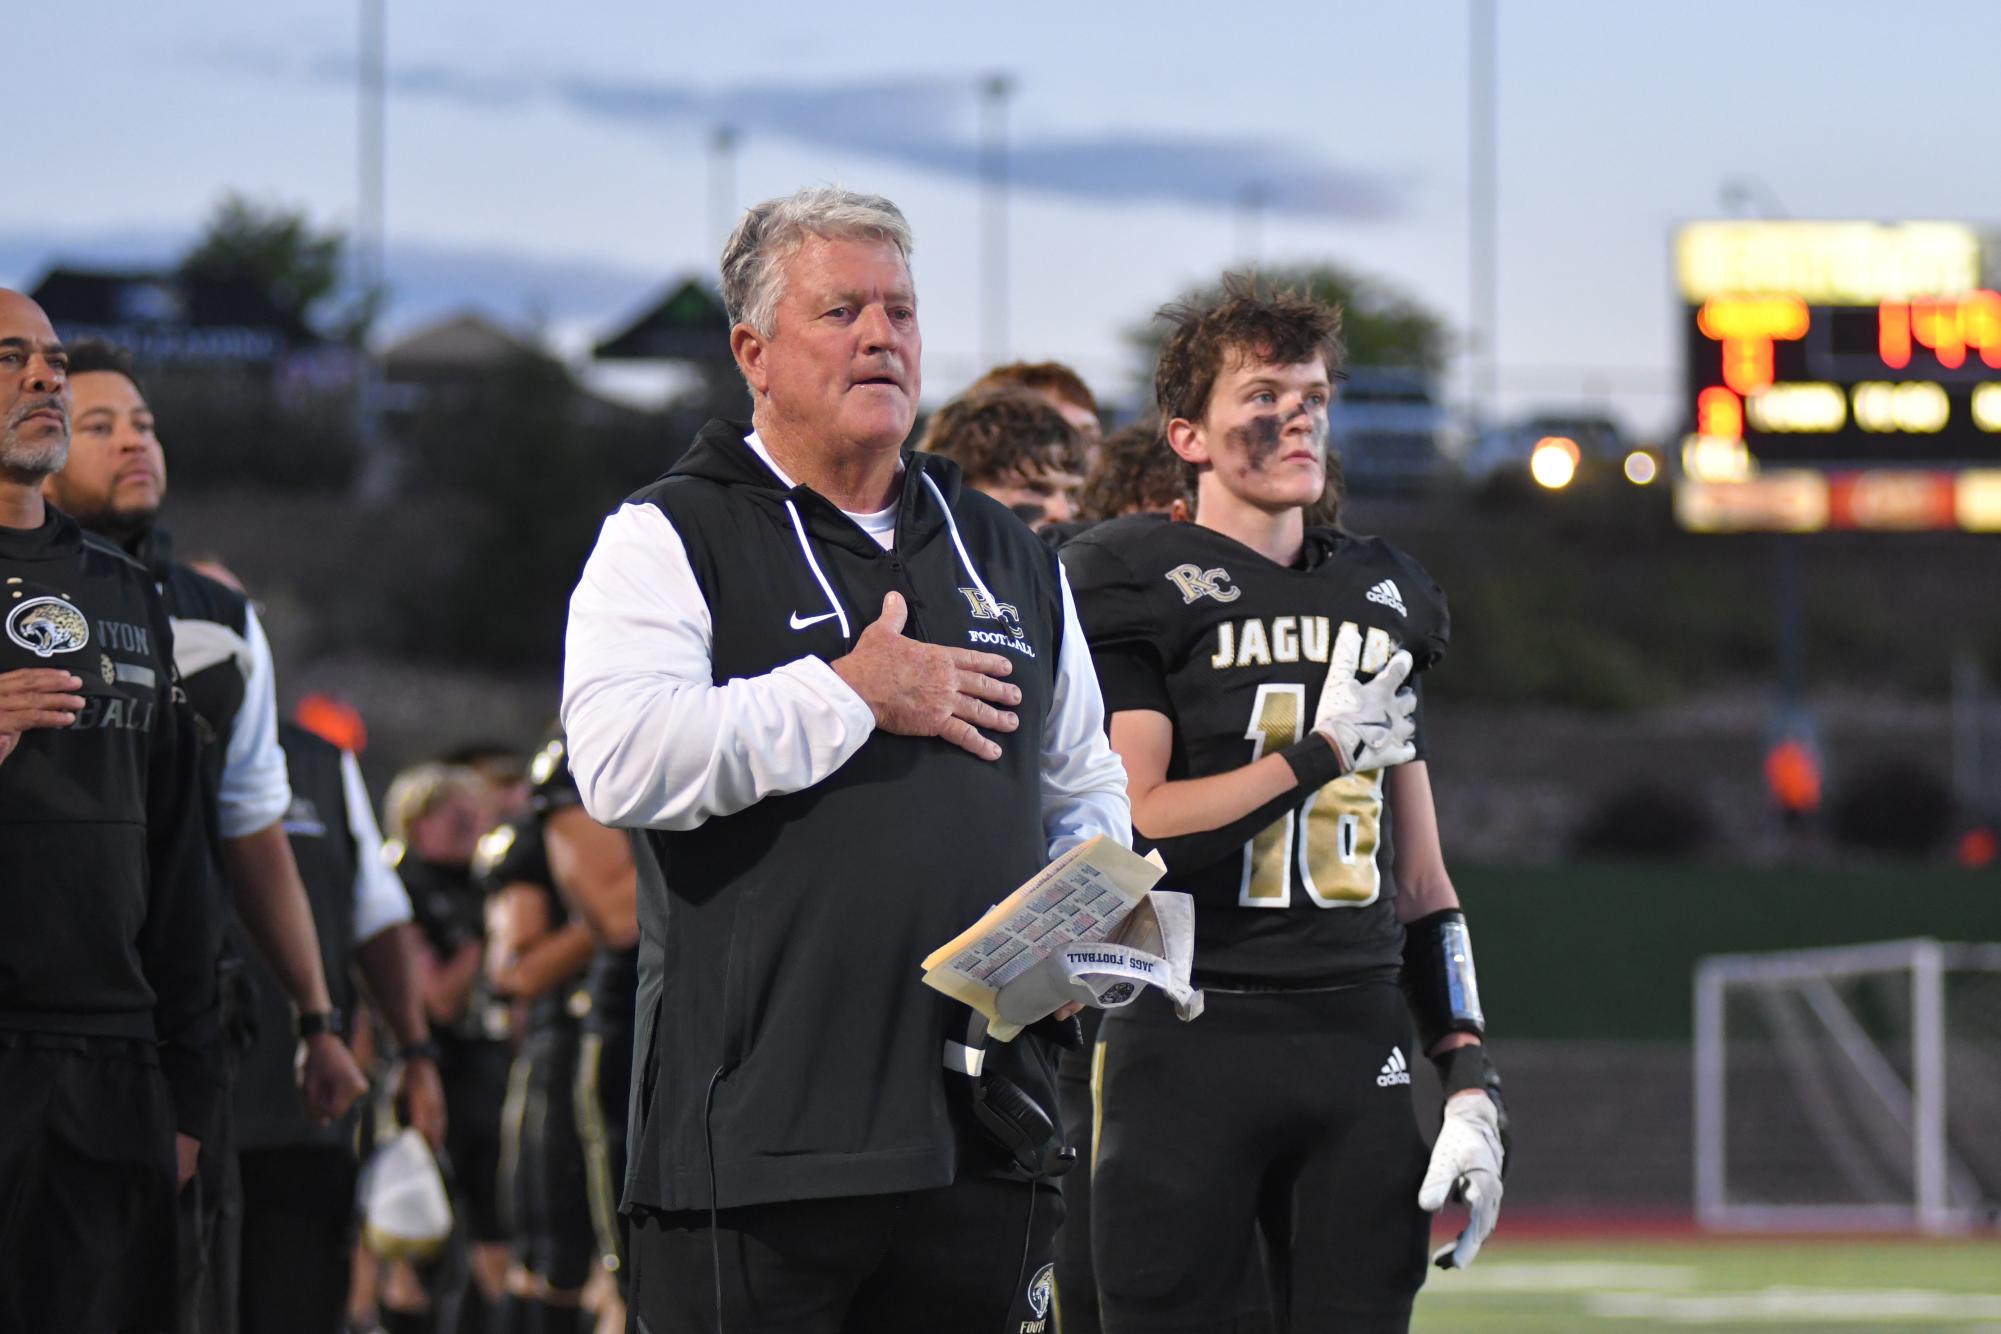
[1095,981,1137,1007]
[1026,1263,1055,1319]
[7,596,90,658]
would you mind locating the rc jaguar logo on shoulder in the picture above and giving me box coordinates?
[7,595,90,657]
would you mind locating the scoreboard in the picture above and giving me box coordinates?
[1674,221,2001,531]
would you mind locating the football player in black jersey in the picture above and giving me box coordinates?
[385,761,514,1334]
[476,807,598,1334]
[1063,279,1505,1334]
[530,731,639,1325]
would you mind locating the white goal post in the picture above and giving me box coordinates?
[1694,937,2001,1234]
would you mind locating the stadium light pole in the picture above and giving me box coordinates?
[355,0,389,499]
[980,73,1013,371]
[1468,0,1498,437]
[709,125,739,259]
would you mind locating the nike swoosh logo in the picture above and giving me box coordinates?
[789,611,839,630]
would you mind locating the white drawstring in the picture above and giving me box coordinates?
[783,498,851,641]
[782,472,993,643]
[920,472,1002,618]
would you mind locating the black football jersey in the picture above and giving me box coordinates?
[1062,515,1449,985]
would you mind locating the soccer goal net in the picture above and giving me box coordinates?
[1694,938,2001,1233]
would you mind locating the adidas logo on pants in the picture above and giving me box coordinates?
[1376,1047,1411,1087]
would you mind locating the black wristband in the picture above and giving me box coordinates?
[1433,1041,1500,1099]
[296,1008,344,1039]
[1281,734,1346,787]
[398,1039,442,1064]
[1433,1042,1511,1176]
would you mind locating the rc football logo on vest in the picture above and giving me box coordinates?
[960,587,1035,658]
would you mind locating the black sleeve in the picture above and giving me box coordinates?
[138,612,225,1139]
[1059,538,1174,718]
[1396,549,1450,671]
[1395,550,1448,763]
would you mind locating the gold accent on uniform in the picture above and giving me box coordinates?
[1240,683,1385,908]
[1240,684,1303,905]
[575,1034,626,1274]
[1299,769,1384,905]
[529,737,566,787]
[473,823,518,879]
[1089,1039,1109,1174]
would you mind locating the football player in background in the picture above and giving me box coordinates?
[916,386,1086,533]
[968,359,1104,455]
[1075,418,1191,524]
[476,792,598,1334]
[1063,278,1506,1334]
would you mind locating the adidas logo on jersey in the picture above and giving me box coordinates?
[1365,579,1407,618]
[1376,1046,1411,1087]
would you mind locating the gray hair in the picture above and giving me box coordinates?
[720,186,913,335]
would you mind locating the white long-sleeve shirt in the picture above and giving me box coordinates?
[561,457,1129,860]
[170,601,292,839]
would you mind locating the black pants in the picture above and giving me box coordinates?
[0,1037,179,1334]
[441,1037,512,1244]
[629,1177,1062,1334]
[1051,1010,1101,1334]
[501,1026,596,1290]
[1091,984,1431,1334]
[576,1025,632,1290]
[235,1144,358,1334]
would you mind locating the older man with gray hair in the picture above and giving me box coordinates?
[562,189,1130,1330]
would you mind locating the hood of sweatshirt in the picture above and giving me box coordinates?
[663,418,1005,646]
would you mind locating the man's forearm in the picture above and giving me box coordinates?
[220,820,333,1014]
[355,922,432,1048]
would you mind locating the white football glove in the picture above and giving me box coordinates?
[1418,1091,1505,1269]
[1312,625,1417,774]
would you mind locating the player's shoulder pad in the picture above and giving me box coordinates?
[1337,531,1450,668]
[1062,512,1173,560]
[528,732,582,814]
[1059,516,1161,601]
[1060,515,1185,658]
[473,815,548,894]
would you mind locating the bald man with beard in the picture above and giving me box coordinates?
[0,289,221,1331]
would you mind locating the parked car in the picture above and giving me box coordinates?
[1466,411,1629,484]
[1329,367,1458,493]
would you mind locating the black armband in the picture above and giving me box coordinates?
[1401,908,1486,1052]
[1281,734,1346,788]
[398,1038,442,1064]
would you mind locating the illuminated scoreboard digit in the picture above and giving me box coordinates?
[1675,221,2001,531]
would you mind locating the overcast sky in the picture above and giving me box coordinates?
[12,1,1999,438]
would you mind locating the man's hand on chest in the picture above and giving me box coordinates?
[830,591,1021,761]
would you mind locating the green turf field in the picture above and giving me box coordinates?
[1410,1237,2001,1332]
